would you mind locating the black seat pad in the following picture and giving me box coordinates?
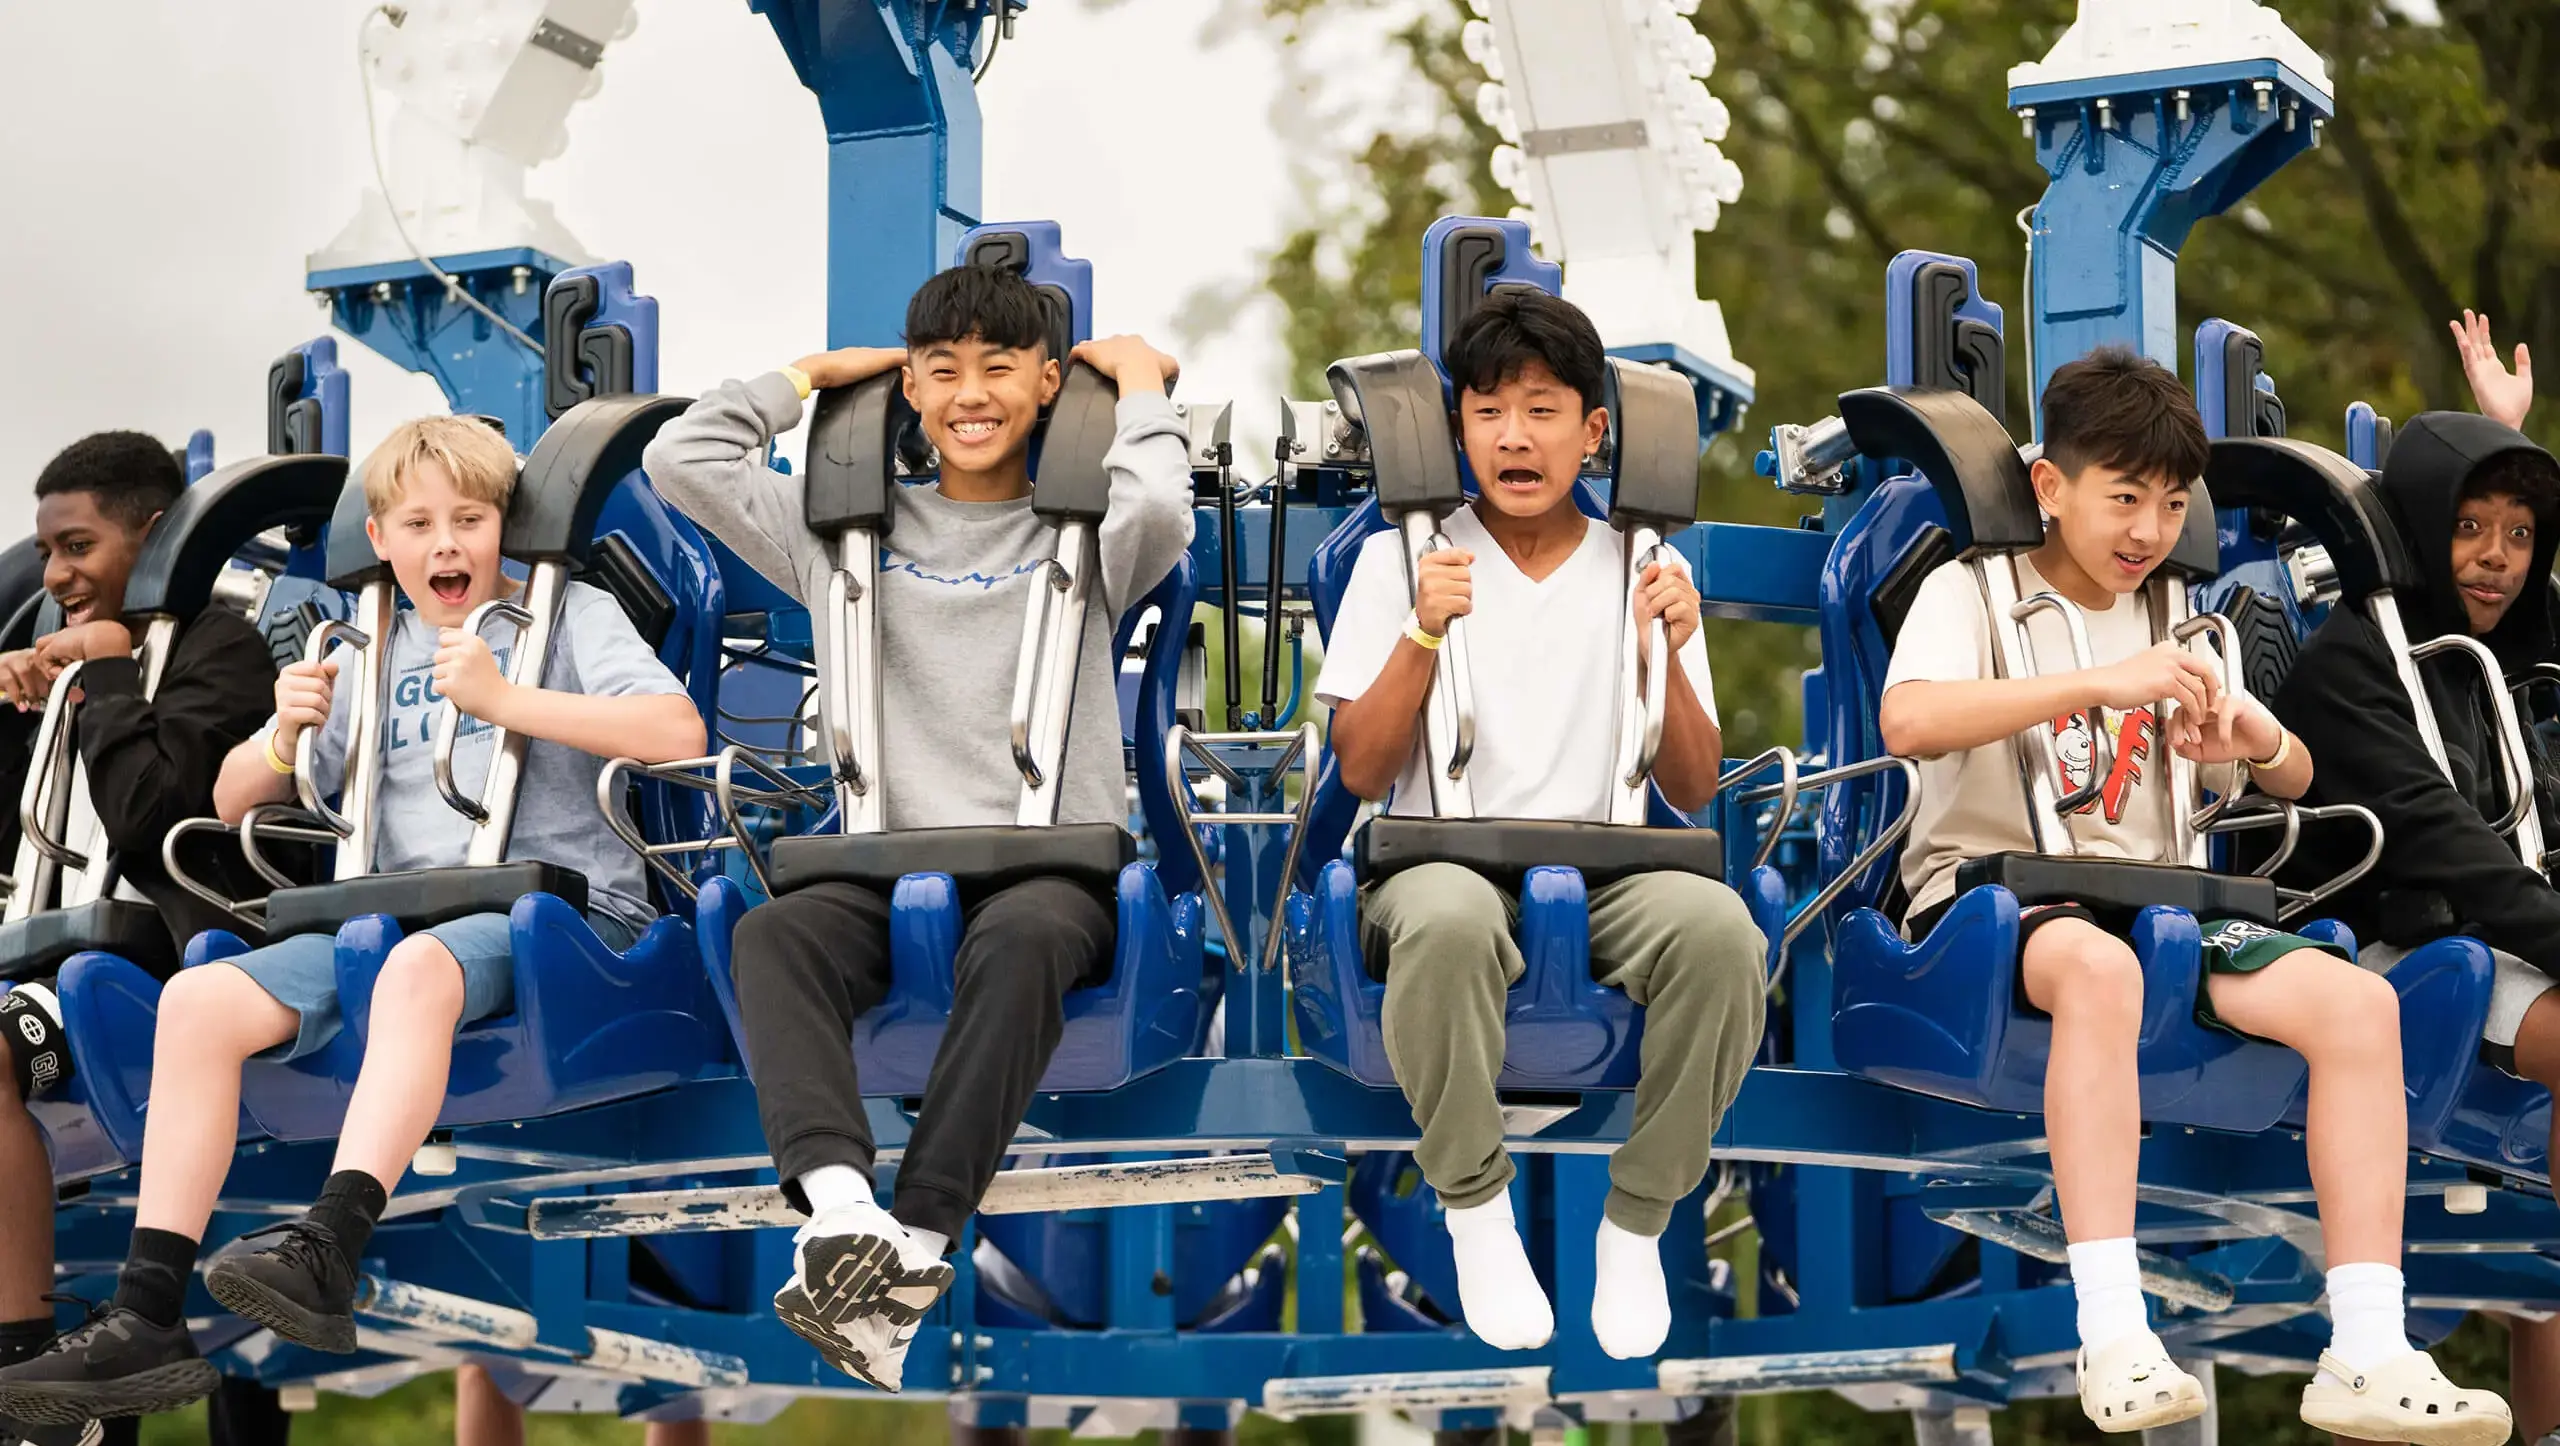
[1356,818,1726,892]
[0,900,176,984]
[264,862,590,942]
[1953,852,2278,931]
[770,823,1135,900]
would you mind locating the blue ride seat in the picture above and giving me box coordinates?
[2206,433,2548,1178]
[24,449,345,1174]
[694,554,1209,1095]
[80,395,742,1148]
[1817,388,2334,1133]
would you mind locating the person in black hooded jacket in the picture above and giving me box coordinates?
[0,433,289,1446]
[2270,409,2560,1437]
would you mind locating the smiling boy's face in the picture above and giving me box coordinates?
[33,489,153,628]
[365,459,507,627]
[2031,456,2189,596]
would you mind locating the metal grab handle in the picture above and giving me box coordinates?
[2171,611,2253,832]
[818,569,868,794]
[19,661,89,870]
[1713,747,1800,874]
[2010,592,2115,819]
[291,620,374,837]
[1625,542,1673,790]
[431,601,535,826]
[1008,560,1069,788]
[1424,530,1477,780]
[1741,754,1923,993]
[2276,802,2384,921]
[2412,634,2538,837]
[596,747,829,902]
[167,811,340,929]
[239,802,342,892]
[2196,796,2305,878]
[1164,723,1322,975]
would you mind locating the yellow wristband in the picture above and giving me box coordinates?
[264,730,298,776]
[2245,728,2293,774]
[1403,611,1445,651]
[779,364,813,400]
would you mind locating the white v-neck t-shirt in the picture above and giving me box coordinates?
[1315,503,1715,821]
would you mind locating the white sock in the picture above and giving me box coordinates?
[2320,1261,2411,1384]
[901,1226,951,1268]
[796,1165,901,1245]
[2067,1237,2148,1350]
[1591,1218,1671,1360]
[1443,1192,1553,1351]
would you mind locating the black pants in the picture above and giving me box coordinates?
[732,876,1113,1243]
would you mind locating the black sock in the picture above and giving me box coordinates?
[0,1315,52,1368]
[306,1170,389,1269]
[113,1228,199,1329]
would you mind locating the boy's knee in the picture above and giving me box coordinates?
[2035,928,2143,1020]
[1376,863,1507,948]
[377,936,465,1012]
[1638,876,1765,987]
[2309,958,2402,1045]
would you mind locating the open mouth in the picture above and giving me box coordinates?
[428,571,473,606]
[2111,550,2152,574]
[1496,468,1544,491]
[55,593,90,626]
[948,417,1001,444]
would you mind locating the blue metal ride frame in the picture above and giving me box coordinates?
[2013,59,2331,421]
[183,429,216,482]
[307,246,563,451]
[755,0,990,348]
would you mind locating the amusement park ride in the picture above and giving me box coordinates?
[11,1,2547,1443]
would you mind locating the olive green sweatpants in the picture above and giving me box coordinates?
[1364,861,1767,1234]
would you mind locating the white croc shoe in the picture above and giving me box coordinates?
[2076,1332,2207,1433]
[2299,1349,2512,1446]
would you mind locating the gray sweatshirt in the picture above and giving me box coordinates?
[643,371,1194,831]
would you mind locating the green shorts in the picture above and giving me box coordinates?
[2193,916,2347,1039]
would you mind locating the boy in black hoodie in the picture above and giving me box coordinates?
[2270,408,2560,1437]
[0,434,284,1446]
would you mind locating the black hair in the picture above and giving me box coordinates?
[903,264,1054,356]
[2039,345,2211,486]
[34,431,182,530]
[2462,448,2560,517]
[1442,289,1609,414]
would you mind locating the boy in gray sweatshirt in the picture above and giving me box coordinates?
[640,264,1192,1390]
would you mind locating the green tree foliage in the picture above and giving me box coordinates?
[1219,0,2555,751]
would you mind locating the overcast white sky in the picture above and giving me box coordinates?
[0,1,1303,538]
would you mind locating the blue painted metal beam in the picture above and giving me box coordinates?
[755,0,988,347]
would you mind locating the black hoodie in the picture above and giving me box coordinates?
[2272,412,2560,972]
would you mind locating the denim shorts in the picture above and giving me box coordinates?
[227,909,641,1063]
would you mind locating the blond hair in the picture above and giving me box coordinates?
[359,415,518,516]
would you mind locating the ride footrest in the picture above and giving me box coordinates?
[1657,1345,1961,1396]
[263,862,590,940]
[771,823,1134,898]
[1262,1366,1550,1420]
[1955,852,2277,927]
[0,900,174,982]
[1356,817,1725,890]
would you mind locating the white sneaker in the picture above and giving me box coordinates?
[770,1211,952,1391]
[2075,1331,2206,1433]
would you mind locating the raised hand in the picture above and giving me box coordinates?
[272,658,338,751]
[2450,310,2534,431]
[2091,640,2219,719]
[1635,559,1701,659]
[1413,548,1475,637]
[431,629,509,720]
[789,346,909,392]
[1069,335,1179,394]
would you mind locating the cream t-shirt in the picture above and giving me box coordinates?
[1883,555,2237,920]
[1314,503,1715,821]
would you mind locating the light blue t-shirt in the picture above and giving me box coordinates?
[301,580,688,937]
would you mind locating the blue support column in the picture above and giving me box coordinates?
[2013,61,2330,423]
[307,248,562,451]
[756,1,988,348]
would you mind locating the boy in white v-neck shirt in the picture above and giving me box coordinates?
[1314,291,1764,1363]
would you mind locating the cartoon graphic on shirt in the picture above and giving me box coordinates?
[2049,705,2157,824]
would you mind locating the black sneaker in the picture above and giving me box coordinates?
[203,1221,357,1355]
[0,1305,215,1425]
